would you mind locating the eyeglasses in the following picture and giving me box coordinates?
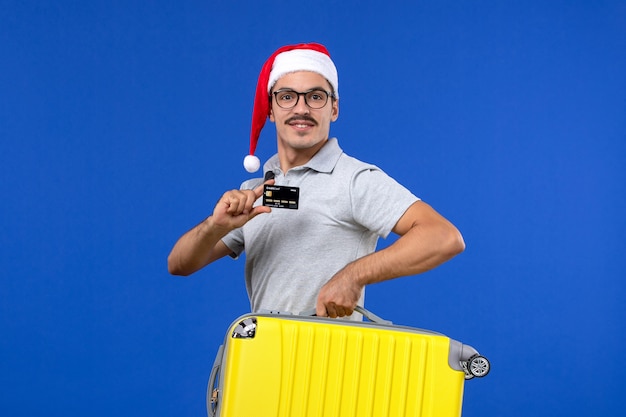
[272,88,336,110]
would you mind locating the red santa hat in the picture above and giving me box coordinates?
[243,42,339,173]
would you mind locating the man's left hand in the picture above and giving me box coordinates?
[316,267,363,318]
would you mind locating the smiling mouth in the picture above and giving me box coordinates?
[286,116,317,128]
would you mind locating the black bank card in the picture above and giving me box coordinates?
[263,185,300,209]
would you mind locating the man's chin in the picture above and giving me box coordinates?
[280,136,328,151]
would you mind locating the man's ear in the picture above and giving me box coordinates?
[331,99,339,122]
[269,106,275,123]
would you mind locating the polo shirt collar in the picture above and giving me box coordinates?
[263,138,343,174]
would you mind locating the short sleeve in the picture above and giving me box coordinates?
[350,167,420,238]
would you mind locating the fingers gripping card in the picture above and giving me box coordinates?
[263,185,299,209]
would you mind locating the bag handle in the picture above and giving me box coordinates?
[206,344,224,417]
[298,305,392,325]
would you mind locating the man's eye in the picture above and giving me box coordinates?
[279,93,294,101]
[307,91,327,101]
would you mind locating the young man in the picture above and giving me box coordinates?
[168,43,465,319]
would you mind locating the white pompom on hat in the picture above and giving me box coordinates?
[244,43,339,173]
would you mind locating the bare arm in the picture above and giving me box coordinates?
[316,200,465,317]
[167,180,273,276]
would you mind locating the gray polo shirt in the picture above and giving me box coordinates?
[222,138,419,317]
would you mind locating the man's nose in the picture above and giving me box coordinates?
[292,94,310,114]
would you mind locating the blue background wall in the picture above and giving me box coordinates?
[1,1,624,416]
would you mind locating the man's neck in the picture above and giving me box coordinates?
[277,139,328,172]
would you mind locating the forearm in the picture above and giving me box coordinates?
[168,181,273,276]
[344,221,465,287]
[317,217,464,317]
[167,217,231,276]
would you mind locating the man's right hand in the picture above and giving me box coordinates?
[211,179,274,232]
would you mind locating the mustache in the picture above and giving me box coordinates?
[285,115,317,125]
